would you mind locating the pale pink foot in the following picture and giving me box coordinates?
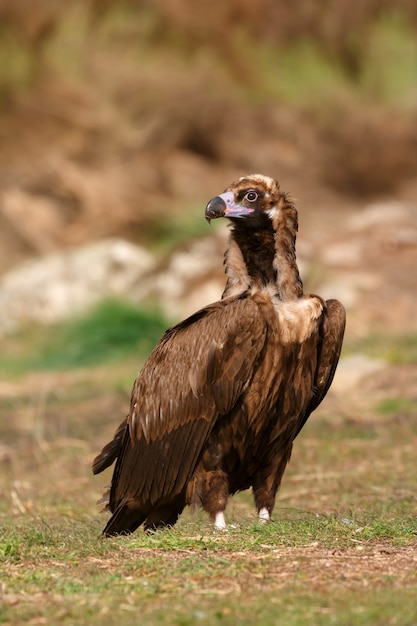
[214,511,227,530]
[258,507,270,522]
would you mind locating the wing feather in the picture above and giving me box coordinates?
[108,296,267,511]
[294,298,346,437]
[92,417,127,475]
[309,299,346,412]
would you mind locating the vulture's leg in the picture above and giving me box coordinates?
[206,469,229,529]
[193,468,229,529]
[252,446,293,522]
[189,440,230,529]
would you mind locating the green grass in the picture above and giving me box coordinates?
[32,299,170,370]
[1,514,417,625]
[344,331,417,364]
[247,38,350,107]
[0,299,170,375]
[377,396,417,415]
[233,11,417,111]
[0,27,34,102]
[1,508,416,564]
[140,203,224,253]
[359,12,417,105]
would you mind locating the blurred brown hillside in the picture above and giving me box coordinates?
[0,0,416,276]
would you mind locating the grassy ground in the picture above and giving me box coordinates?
[1,311,417,625]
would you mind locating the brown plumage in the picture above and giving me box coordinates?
[93,174,345,535]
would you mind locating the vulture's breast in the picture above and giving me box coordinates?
[272,296,324,345]
[238,293,324,438]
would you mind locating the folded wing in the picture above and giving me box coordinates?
[99,295,267,532]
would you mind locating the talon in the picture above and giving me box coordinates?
[258,507,270,522]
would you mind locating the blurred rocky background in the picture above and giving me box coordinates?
[0,0,416,365]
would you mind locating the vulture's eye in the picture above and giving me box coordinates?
[245,190,259,203]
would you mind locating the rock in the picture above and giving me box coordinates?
[347,201,410,232]
[330,354,387,393]
[320,241,363,267]
[0,239,154,334]
[134,230,228,318]
[319,272,382,309]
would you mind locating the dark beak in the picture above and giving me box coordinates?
[205,196,227,224]
[205,191,255,224]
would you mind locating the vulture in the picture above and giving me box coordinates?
[93,174,345,535]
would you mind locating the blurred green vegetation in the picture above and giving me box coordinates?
[257,14,417,108]
[0,0,416,223]
[141,202,223,253]
[0,299,170,375]
[360,12,417,104]
[1,0,416,104]
[377,396,417,415]
[345,332,417,365]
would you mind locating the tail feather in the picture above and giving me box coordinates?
[102,502,146,537]
[102,495,186,536]
[92,418,128,475]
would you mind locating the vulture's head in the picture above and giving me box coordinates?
[205,174,283,225]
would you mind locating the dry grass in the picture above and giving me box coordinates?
[1,347,417,625]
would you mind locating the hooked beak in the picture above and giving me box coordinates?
[205,191,255,224]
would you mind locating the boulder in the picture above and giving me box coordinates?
[0,239,154,334]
